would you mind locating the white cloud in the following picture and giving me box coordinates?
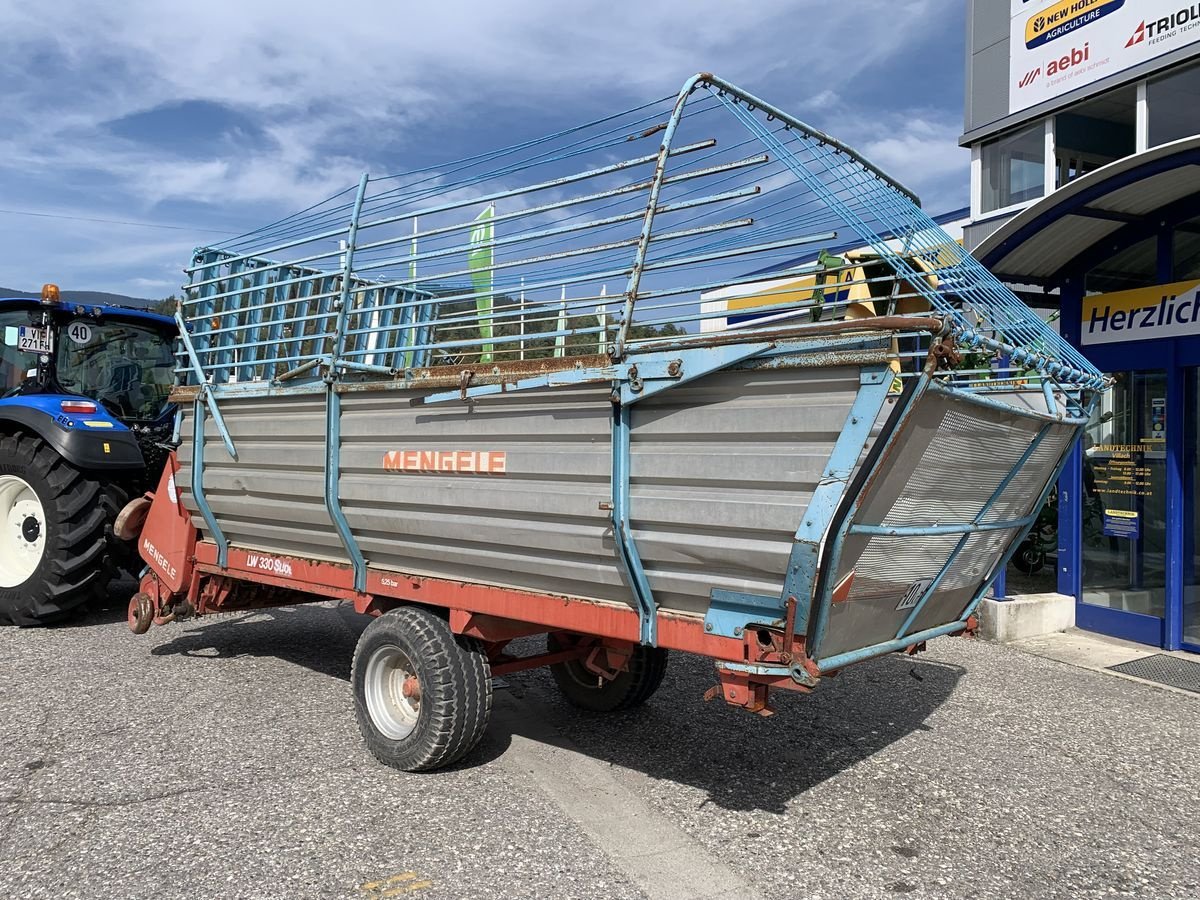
[0,0,964,292]
[855,115,972,214]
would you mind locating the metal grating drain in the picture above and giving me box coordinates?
[1107,654,1200,694]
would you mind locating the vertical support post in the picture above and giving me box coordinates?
[175,312,237,460]
[1057,438,1083,601]
[611,403,657,645]
[325,386,367,593]
[332,173,371,373]
[1043,117,1057,197]
[1164,341,1184,650]
[1159,227,1181,649]
[790,365,896,653]
[1136,80,1150,154]
[992,568,1008,600]
[190,399,229,568]
[1057,275,1085,604]
[614,74,705,359]
[1183,370,1198,646]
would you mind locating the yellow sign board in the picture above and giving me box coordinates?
[1082,279,1200,346]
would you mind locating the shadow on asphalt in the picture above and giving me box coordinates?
[56,578,141,628]
[149,606,358,682]
[142,604,964,811]
[497,650,965,813]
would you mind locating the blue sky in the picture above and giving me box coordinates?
[0,0,968,299]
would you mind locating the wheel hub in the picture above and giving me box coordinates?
[0,476,46,587]
[21,514,40,543]
[364,645,422,740]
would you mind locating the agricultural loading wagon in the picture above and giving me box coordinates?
[123,75,1106,771]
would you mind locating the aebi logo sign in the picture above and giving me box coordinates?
[1016,42,1089,89]
[1047,41,1090,75]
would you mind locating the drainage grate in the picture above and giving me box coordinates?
[1107,654,1200,694]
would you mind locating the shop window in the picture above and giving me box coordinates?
[1149,61,1200,148]
[980,122,1044,213]
[1084,235,1158,294]
[1173,219,1200,282]
[1054,86,1136,187]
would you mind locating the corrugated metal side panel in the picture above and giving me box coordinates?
[177,396,347,562]
[630,367,861,615]
[338,385,629,606]
[177,364,874,618]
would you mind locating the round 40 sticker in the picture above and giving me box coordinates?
[66,321,93,345]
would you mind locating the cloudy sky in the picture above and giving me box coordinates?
[0,0,968,299]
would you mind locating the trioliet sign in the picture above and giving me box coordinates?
[1082,279,1200,345]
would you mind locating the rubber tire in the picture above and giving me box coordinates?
[1012,540,1046,576]
[100,481,137,576]
[547,633,668,712]
[0,433,115,626]
[352,607,493,772]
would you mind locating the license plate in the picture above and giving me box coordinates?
[17,326,53,354]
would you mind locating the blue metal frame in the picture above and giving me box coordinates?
[175,311,237,460]
[701,364,894,641]
[808,377,1091,663]
[780,365,895,620]
[1050,220,1200,651]
[189,399,229,568]
[610,402,656,645]
[324,387,367,593]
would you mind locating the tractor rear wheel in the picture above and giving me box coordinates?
[0,433,113,625]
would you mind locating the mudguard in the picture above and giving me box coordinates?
[0,396,145,471]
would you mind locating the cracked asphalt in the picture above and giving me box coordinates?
[2,588,1198,900]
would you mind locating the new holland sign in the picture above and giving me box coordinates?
[1082,279,1200,345]
[1010,0,1200,114]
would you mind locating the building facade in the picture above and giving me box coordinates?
[962,0,1200,652]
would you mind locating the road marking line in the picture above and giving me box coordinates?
[492,691,765,900]
[360,871,432,896]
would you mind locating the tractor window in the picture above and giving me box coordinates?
[0,310,34,393]
[54,321,176,421]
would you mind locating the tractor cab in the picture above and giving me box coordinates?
[0,285,178,625]
[1,285,176,419]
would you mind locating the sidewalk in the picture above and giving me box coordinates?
[1010,627,1200,698]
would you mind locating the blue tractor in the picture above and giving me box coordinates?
[0,285,177,625]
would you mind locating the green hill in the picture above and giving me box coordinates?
[0,286,156,308]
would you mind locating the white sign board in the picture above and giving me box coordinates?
[1009,0,1200,114]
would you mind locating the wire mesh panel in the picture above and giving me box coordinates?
[178,74,1104,393]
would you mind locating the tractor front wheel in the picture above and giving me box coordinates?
[0,433,113,625]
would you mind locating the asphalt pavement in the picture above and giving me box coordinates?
[2,589,1198,900]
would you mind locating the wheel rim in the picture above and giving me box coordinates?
[364,644,421,740]
[0,475,46,588]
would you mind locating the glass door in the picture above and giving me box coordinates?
[1184,368,1199,651]
[1078,371,1169,641]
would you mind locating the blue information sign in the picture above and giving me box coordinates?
[1102,509,1140,540]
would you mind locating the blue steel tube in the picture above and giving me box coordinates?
[610,404,657,645]
[614,73,706,359]
[189,399,229,568]
[332,173,371,371]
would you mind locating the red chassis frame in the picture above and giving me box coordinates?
[128,453,930,715]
